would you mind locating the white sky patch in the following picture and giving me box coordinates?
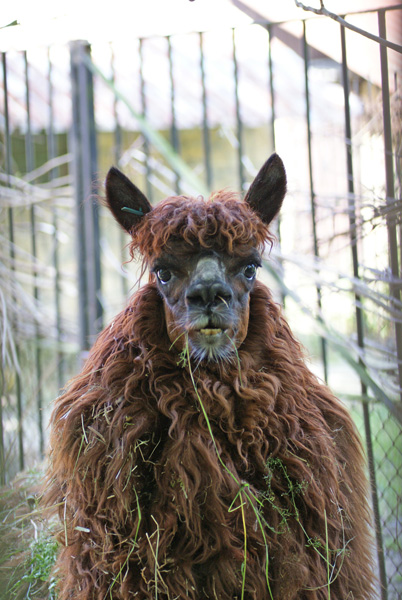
[0,0,252,51]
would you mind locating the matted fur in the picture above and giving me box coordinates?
[44,188,375,600]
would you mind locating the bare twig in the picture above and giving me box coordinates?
[294,1,402,54]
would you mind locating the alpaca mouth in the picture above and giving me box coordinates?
[190,326,231,362]
[199,328,223,336]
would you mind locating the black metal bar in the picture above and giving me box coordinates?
[2,52,24,474]
[70,45,88,353]
[167,36,180,194]
[2,54,12,180]
[232,28,245,192]
[79,42,102,344]
[139,39,153,203]
[302,22,329,383]
[70,41,102,353]
[267,25,276,151]
[47,48,64,390]
[266,24,288,308]
[24,51,44,456]
[110,45,122,166]
[84,51,102,340]
[110,44,128,299]
[340,24,388,600]
[340,31,365,352]
[6,80,24,472]
[199,32,212,191]
[378,9,402,400]
[24,52,34,172]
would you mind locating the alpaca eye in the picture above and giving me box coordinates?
[243,264,257,280]
[156,269,172,284]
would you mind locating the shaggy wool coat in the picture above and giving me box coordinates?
[45,279,375,600]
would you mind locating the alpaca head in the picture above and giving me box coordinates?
[105,153,286,362]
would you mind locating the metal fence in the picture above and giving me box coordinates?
[1,4,401,598]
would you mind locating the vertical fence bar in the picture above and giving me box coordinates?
[71,42,89,352]
[232,28,245,192]
[2,51,24,474]
[267,25,276,152]
[111,45,122,166]
[266,24,288,306]
[340,24,388,600]
[302,22,329,383]
[24,50,44,456]
[167,36,180,194]
[199,32,212,191]
[139,39,153,203]
[24,52,34,172]
[70,41,102,354]
[47,48,64,390]
[378,9,402,400]
[110,44,128,298]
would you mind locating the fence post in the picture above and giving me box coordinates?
[70,41,102,356]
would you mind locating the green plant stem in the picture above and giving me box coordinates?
[240,491,247,600]
[325,509,330,600]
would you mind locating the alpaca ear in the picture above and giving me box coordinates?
[244,153,287,225]
[105,167,152,233]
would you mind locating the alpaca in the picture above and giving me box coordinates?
[44,154,375,600]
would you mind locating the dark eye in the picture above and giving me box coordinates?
[156,269,172,284]
[243,264,258,280]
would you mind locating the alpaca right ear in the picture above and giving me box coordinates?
[105,167,152,233]
[244,153,287,225]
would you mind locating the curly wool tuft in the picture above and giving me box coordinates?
[129,191,274,265]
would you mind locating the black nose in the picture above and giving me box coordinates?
[186,281,233,309]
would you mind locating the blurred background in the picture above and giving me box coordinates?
[0,0,401,597]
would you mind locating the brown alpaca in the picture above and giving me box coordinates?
[45,154,375,599]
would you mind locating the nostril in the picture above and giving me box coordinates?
[186,292,205,307]
[186,283,209,307]
[186,282,233,309]
[210,283,233,307]
[213,294,231,308]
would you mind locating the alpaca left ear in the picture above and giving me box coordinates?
[105,167,153,233]
[244,153,287,225]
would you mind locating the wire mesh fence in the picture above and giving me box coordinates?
[0,5,401,597]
